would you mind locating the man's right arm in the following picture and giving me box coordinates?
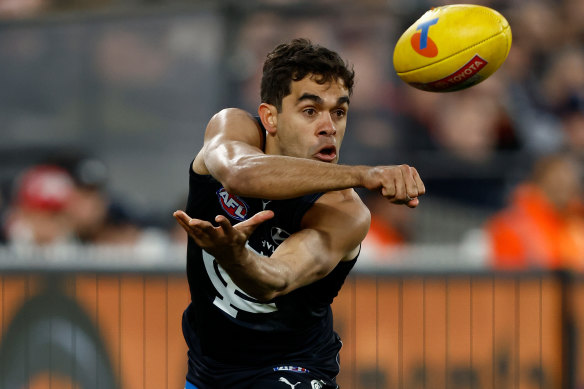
[194,108,425,206]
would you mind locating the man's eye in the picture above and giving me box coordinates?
[334,109,346,118]
[304,108,316,116]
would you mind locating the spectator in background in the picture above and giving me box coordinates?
[3,165,75,247]
[539,47,584,116]
[560,98,584,162]
[485,152,584,270]
[544,49,584,162]
[429,83,513,163]
[561,0,584,41]
[52,153,169,256]
[0,0,46,18]
[229,11,287,111]
[417,81,519,210]
[501,5,584,156]
[56,154,110,244]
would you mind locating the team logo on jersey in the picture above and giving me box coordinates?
[411,17,439,57]
[273,366,310,373]
[271,227,290,245]
[278,377,301,388]
[216,187,248,221]
[311,380,325,389]
[203,249,278,318]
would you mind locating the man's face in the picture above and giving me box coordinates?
[273,75,349,164]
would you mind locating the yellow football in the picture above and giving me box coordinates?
[393,4,512,92]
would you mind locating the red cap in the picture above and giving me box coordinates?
[16,165,74,211]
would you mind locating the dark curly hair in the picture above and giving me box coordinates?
[260,38,355,111]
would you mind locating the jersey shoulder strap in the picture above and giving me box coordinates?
[253,116,267,152]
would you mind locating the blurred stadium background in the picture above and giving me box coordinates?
[0,0,583,388]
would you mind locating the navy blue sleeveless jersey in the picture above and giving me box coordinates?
[182,124,357,387]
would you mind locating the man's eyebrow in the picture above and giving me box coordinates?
[297,94,351,106]
[337,96,350,106]
[297,93,323,104]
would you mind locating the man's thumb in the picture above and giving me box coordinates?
[234,210,274,233]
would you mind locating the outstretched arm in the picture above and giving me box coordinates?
[194,108,425,207]
[174,189,370,301]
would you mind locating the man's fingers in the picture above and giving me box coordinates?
[234,210,274,227]
[404,166,421,199]
[174,213,209,244]
[215,215,234,236]
[193,219,218,236]
[394,173,407,202]
[234,210,274,235]
[412,167,426,196]
[174,210,275,243]
[174,210,217,238]
[173,211,194,234]
[382,166,410,203]
[380,180,395,198]
[406,197,420,208]
[173,210,191,224]
[376,165,426,207]
[175,216,190,232]
[251,210,275,223]
[174,210,213,233]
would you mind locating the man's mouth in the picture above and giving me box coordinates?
[314,146,337,162]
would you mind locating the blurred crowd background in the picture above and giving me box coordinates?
[1,0,583,271]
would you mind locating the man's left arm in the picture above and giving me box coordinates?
[173,189,370,301]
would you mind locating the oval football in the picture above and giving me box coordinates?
[393,4,512,92]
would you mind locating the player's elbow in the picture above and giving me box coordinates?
[260,263,330,301]
[245,283,285,303]
[253,271,298,302]
[256,285,287,302]
[202,144,252,196]
[217,163,254,196]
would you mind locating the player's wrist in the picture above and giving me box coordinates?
[355,165,380,191]
[335,164,362,189]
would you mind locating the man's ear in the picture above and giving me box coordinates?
[258,103,278,135]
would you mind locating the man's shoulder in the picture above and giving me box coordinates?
[211,107,256,124]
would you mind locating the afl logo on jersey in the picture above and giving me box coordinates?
[216,187,248,221]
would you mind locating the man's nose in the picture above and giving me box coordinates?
[316,114,337,136]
